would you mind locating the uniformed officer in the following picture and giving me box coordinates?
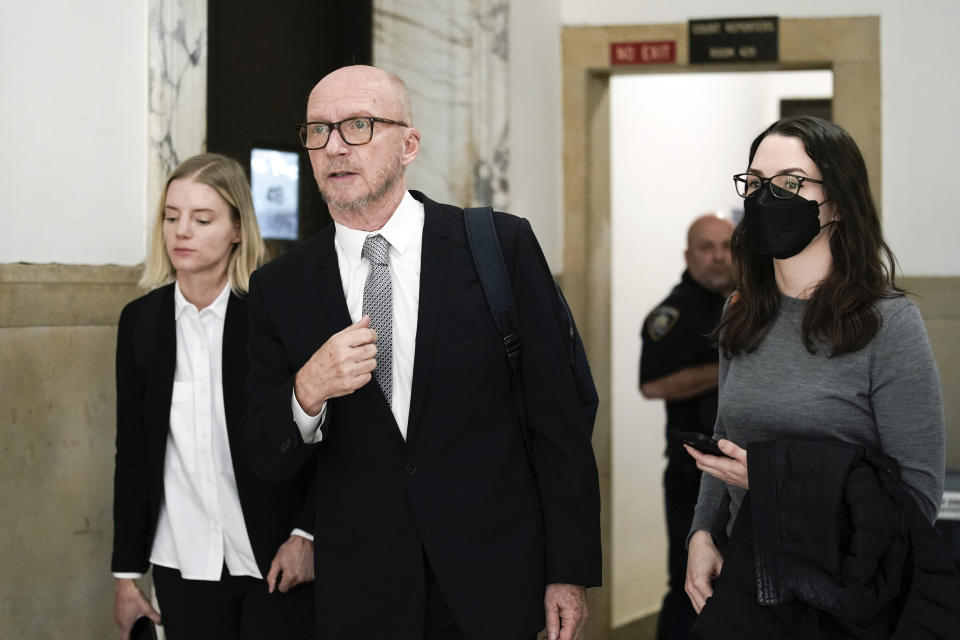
[640,214,735,640]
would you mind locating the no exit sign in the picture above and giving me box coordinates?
[610,41,677,66]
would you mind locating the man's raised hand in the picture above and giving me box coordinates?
[294,316,378,415]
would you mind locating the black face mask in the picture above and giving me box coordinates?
[743,189,829,259]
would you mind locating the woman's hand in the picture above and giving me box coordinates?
[685,530,723,613]
[684,439,749,490]
[113,578,161,639]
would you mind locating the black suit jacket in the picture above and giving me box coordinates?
[111,284,314,578]
[241,192,602,639]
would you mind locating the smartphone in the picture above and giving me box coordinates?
[131,616,158,640]
[672,430,730,458]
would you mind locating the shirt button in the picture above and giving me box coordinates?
[406,530,419,543]
[404,462,418,475]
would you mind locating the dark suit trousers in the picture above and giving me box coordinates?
[657,451,700,640]
[152,565,313,640]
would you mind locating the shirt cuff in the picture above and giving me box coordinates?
[112,572,144,580]
[291,528,314,542]
[291,390,326,443]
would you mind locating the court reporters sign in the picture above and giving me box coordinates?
[689,16,779,64]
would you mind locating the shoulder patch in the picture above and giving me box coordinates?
[645,305,680,341]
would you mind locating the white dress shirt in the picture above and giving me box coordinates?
[147,281,262,580]
[294,191,424,441]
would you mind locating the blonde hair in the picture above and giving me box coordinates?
[139,153,265,295]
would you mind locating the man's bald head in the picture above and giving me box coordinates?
[307,65,413,125]
[382,70,413,126]
[687,214,734,250]
[685,214,735,294]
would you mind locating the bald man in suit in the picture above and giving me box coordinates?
[241,65,601,640]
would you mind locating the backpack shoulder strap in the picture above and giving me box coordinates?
[463,206,521,373]
[464,206,532,464]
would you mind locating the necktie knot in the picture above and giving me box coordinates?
[362,234,391,266]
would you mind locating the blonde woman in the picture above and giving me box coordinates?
[111,154,315,639]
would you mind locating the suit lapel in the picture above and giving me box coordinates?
[312,227,355,339]
[151,285,177,452]
[221,292,246,439]
[406,194,451,444]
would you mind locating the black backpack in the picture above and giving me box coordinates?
[463,207,599,462]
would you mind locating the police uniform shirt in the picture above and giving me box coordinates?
[639,270,725,444]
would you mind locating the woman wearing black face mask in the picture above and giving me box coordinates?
[682,117,949,638]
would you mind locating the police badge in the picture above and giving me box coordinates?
[645,305,680,341]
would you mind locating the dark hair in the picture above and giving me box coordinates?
[719,116,900,357]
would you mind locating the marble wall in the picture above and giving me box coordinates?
[146,0,510,212]
[147,0,208,214]
[373,0,510,209]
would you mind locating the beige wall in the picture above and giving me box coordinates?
[0,264,142,637]
[903,277,960,471]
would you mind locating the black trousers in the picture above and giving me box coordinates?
[657,453,701,640]
[152,564,313,640]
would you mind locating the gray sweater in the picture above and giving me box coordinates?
[691,294,945,541]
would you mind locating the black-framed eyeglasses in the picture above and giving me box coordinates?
[294,117,408,150]
[733,173,826,199]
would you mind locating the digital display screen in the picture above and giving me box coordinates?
[251,148,299,240]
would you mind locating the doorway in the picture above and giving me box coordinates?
[560,17,880,637]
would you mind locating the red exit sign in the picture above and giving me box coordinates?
[610,41,677,65]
